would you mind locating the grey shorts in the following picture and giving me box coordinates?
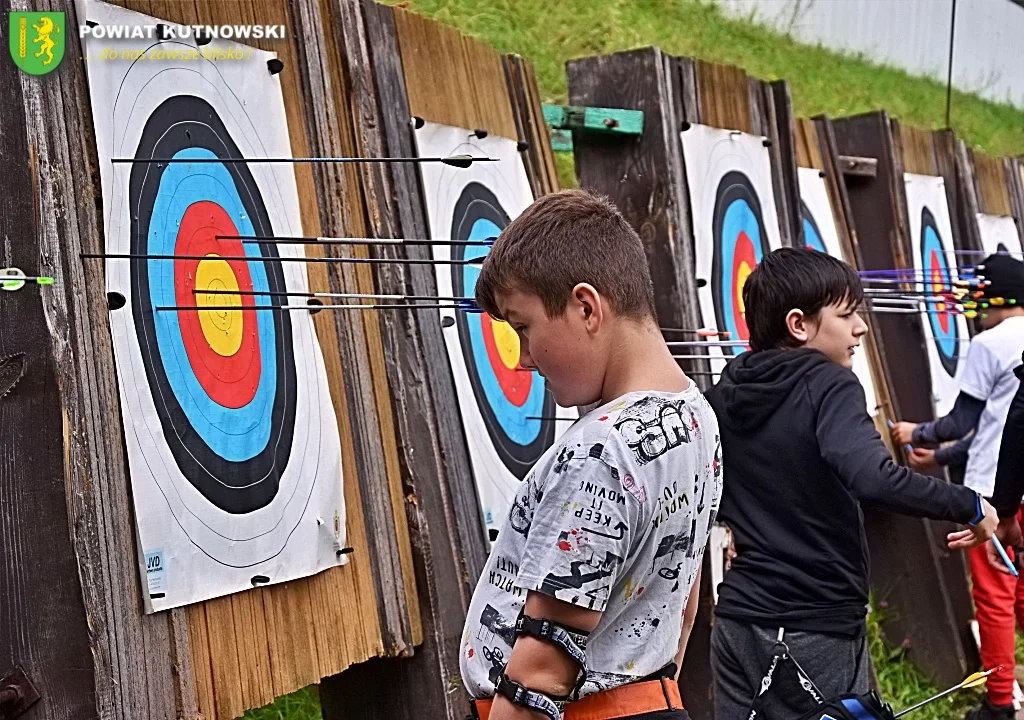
[710,616,870,720]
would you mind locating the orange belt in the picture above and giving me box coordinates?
[471,677,683,720]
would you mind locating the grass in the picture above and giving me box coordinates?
[868,602,982,720]
[239,3,1024,717]
[239,686,321,720]
[385,0,1024,189]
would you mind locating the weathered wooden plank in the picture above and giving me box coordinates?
[568,49,709,390]
[767,80,800,247]
[320,2,487,719]
[12,0,199,717]
[392,6,517,140]
[289,0,420,664]
[568,47,713,718]
[0,3,97,714]
[833,112,971,686]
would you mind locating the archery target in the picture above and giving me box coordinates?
[81,0,345,612]
[976,213,1024,257]
[681,124,783,372]
[905,173,969,416]
[413,122,576,537]
[797,167,879,417]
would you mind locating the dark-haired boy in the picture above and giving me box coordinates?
[460,189,720,720]
[706,247,997,720]
[891,253,1024,720]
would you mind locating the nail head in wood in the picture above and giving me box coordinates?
[838,155,878,178]
[0,666,40,719]
[267,58,284,75]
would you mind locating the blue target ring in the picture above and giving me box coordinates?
[921,207,959,375]
[451,182,556,479]
[130,95,296,515]
[712,172,771,354]
[149,148,277,461]
[461,221,547,446]
[801,200,827,253]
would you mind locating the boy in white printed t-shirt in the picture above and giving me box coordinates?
[891,252,1024,719]
[460,189,721,720]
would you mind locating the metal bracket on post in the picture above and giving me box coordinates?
[542,104,644,152]
[0,667,41,720]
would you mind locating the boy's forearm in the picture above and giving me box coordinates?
[674,568,702,679]
[912,393,985,445]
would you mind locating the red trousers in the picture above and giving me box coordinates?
[970,519,1024,707]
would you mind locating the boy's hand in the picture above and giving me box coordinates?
[890,421,917,447]
[988,517,1023,574]
[907,448,937,471]
[947,498,998,549]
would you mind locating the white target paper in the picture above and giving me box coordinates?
[414,122,576,537]
[81,0,346,611]
[797,167,880,417]
[680,124,784,373]
[905,173,970,416]
[976,213,1024,256]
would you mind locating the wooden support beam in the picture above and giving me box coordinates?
[839,154,879,177]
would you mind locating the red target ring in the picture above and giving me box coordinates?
[730,231,758,342]
[929,248,950,334]
[173,201,262,409]
[480,313,531,407]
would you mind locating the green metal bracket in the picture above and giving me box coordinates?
[542,104,644,152]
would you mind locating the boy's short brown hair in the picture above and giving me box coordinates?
[475,188,657,321]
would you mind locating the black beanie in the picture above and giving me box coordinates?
[978,253,1024,306]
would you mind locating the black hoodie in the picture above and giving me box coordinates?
[705,348,980,637]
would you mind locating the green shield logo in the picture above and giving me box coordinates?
[9,12,65,75]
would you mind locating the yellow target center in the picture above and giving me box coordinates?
[736,261,753,315]
[195,256,243,357]
[491,319,521,370]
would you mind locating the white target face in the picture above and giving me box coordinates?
[81,0,345,611]
[905,173,970,417]
[681,124,784,373]
[797,167,880,417]
[414,122,576,537]
[976,213,1024,257]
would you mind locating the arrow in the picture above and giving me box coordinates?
[80,253,485,266]
[886,419,914,454]
[219,234,496,248]
[991,536,1019,577]
[893,667,997,717]
[1,268,55,291]
[111,154,496,168]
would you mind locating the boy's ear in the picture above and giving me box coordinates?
[784,308,810,344]
[571,283,603,329]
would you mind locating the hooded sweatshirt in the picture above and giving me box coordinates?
[705,348,981,637]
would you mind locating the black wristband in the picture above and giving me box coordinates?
[494,674,564,720]
[967,492,984,527]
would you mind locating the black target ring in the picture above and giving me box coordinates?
[129,94,297,514]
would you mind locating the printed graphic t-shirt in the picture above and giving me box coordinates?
[960,315,1024,495]
[460,386,722,699]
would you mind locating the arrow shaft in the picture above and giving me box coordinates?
[81,253,484,265]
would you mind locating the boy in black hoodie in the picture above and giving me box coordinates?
[705,247,997,720]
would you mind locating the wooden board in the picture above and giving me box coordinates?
[319,3,561,719]
[4,0,433,717]
[0,1,98,713]
[796,116,897,458]
[832,112,975,686]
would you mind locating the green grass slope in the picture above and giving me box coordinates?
[387,0,1024,161]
